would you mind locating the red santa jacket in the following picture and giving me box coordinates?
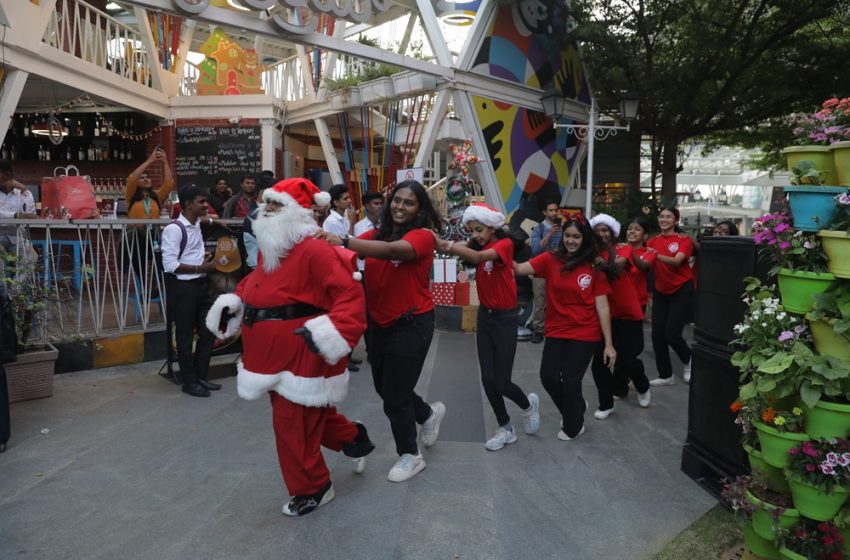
[206,238,366,407]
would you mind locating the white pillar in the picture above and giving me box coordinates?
[314,118,344,185]
[0,70,28,143]
[585,98,597,216]
[260,118,277,173]
[413,89,451,168]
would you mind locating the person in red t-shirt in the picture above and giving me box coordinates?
[623,216,655,312]
[514,215,616,441]
[588,214,651,419]
[434,203,541,452]
[325,181,445,483]
[646,207,694,387]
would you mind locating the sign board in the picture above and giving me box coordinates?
[175,125,262,192]
[396,167,424,185]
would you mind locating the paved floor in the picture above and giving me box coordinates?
[1,327,714,560]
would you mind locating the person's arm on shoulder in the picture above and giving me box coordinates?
[326,228,426,261]
[433,234,499,265]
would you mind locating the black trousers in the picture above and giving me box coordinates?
[368,311,435,456]
[591,319,649,410]
[0,365,9,446]
[477,306,529,427]
[651,282,693,379]
[539,338,596,438]
[166,276,214,386]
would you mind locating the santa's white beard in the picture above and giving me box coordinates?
[253,203,318,272]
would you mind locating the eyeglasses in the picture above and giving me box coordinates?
[138,174,150,180]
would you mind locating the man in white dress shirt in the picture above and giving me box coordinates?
[0,160,36,277]
[353,191,384,237]
[161,185,220,398]
[322,184,354,237]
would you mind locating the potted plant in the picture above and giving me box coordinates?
[797,350,850,440]
[783,99,848,185]
[785,439,850,521]
[778,519,846,560]
[820,193,850,278]
[834,504,850,556]
[754,404,811,469]
[807,283,850,361]
[824,97,850,186]
[722,474,792,559]
[754,215,835,313]
[735,397,791,492]
[326,76,364,111]
[783,161,848,231]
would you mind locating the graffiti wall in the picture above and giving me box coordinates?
[470,0,589,215]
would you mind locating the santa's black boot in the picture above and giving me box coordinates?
[342,422,375,474]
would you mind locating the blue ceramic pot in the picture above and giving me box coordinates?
[784,186,849,232]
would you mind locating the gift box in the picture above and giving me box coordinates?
[432,282,455,305]
[468,281,479,306]
[454,282,470,306]
[433,258,458,283]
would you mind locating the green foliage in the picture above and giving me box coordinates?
[808,282,850,340]
[790,160,826,186]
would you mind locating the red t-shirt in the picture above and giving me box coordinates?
[647,233,693,295]
[619,244,655,306]
[360,228,435,327]
[528,254,611,341]
[602,247,644,321]
[475,238,516,310]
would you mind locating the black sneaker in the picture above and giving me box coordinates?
[281,482,335,517]
[531,331,544,344]
[342,422,376,459]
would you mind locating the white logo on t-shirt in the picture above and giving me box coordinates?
[390,259,402,268]
[577,273,593,290]
[668,242,679,254]
[483,260,494,275]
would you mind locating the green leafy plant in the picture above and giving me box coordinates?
[807,282,850,347]
[779,518,846,559]
[790,160,826,185]
[826,192,850,234]
[786,439,850,494]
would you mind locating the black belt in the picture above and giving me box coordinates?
[243,303,326,327]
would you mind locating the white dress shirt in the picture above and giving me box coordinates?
[161,214,205,280]
[353,217,376,237]
[322,209,350,236]
[0,187,35,248]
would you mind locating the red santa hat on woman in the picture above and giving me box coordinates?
[589,213,621,238]
[462,202,505,229]
[263,178,331,209]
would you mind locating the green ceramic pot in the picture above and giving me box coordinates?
[776,268,836,314]
[778,546,807,560]
[820,230,850,279]
[784,145,837,185]
[831,141,850,186]
[809,319,850,361]
[744,522,780,559]
[804,398,850,440]
[747,491,800,540]
[755,422,811,468]
[746,444,790,492]
[787,478,850,521]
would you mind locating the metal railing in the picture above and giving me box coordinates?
[1,219,243,342]
[42,0,155,88]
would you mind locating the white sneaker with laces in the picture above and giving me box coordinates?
[351,457,366,474]
[638,389,651,408]
[520,393,541,434]
[557,425,586,441]
[485,426,518,451]
[683,361,692,383]
[387,453,426,482]
[420,402,446,447]
[649,377,675,387]
[593,408,615,420]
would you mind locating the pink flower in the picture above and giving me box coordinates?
[822,463,836,475]
[789,447,800,455]
[827,452,840,466]
[839,453,850,467]
[778,331,794,342]
[807,463,817,472]
[774,222,791,233]
[779,241,791,250]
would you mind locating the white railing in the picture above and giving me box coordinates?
[262,56,312,102]
[42,0,154,88]
[180,60,200,96]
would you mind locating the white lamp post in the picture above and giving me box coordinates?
[540,90,640,216]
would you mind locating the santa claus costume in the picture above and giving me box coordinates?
[206,178,374,517]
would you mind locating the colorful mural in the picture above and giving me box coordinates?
[196,28,265,96]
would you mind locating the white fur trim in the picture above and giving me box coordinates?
[263,189,298,207]
[236,361,349,406]
[314,192,331,207]
[589,213,621,238]
[303,314,352,365]
[463,205,505,229]
[352,271,362,281]
[205,293,243,340]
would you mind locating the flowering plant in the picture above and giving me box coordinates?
[721,473,793,525]
[759,404,806,433]
[754,213,829,275]
[787,439,850,493]
[790,97,850,146]
[779,519,846,559]
[731,397,763,448]
[825,192,850,234]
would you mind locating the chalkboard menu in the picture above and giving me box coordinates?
[175,125,262,193]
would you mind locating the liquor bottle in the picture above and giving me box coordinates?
[10,146,17,160]
[1,144,8,159]
[37,145,43,161]
[66,147,72,161]
[45,146,51,162]
[87,146,94,161]
[112,145,119,160]
[23,121,30,137]
[94,118,100,137]
[101,119,108,136]
[75,120,82,136]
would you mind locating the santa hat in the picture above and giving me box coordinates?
[462,203,505,229]
[263,178,331,209]
[589,213,621,238]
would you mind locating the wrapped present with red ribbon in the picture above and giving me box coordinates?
[454,282,470,306]
[432,282,455,305]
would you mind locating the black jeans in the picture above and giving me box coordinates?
[591,319,649,410]
[539,338,596,438]
[651,282,693,379]
[0,365,9,446]
[477,306,529,427]
[166,276,214,386]
[368,310,435,456]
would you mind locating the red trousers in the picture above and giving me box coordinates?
[270,392,359,496]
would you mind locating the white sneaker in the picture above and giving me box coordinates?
[683,361,692,383]
[557,425,585,441]
[387,453,426,482]
[593,408,615,420]
[649,377,675,387]
[420,402,446,447]
[351,457,366,474]
[520,393,541,434]
[485,426,518,451]
[638,390,651,408]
